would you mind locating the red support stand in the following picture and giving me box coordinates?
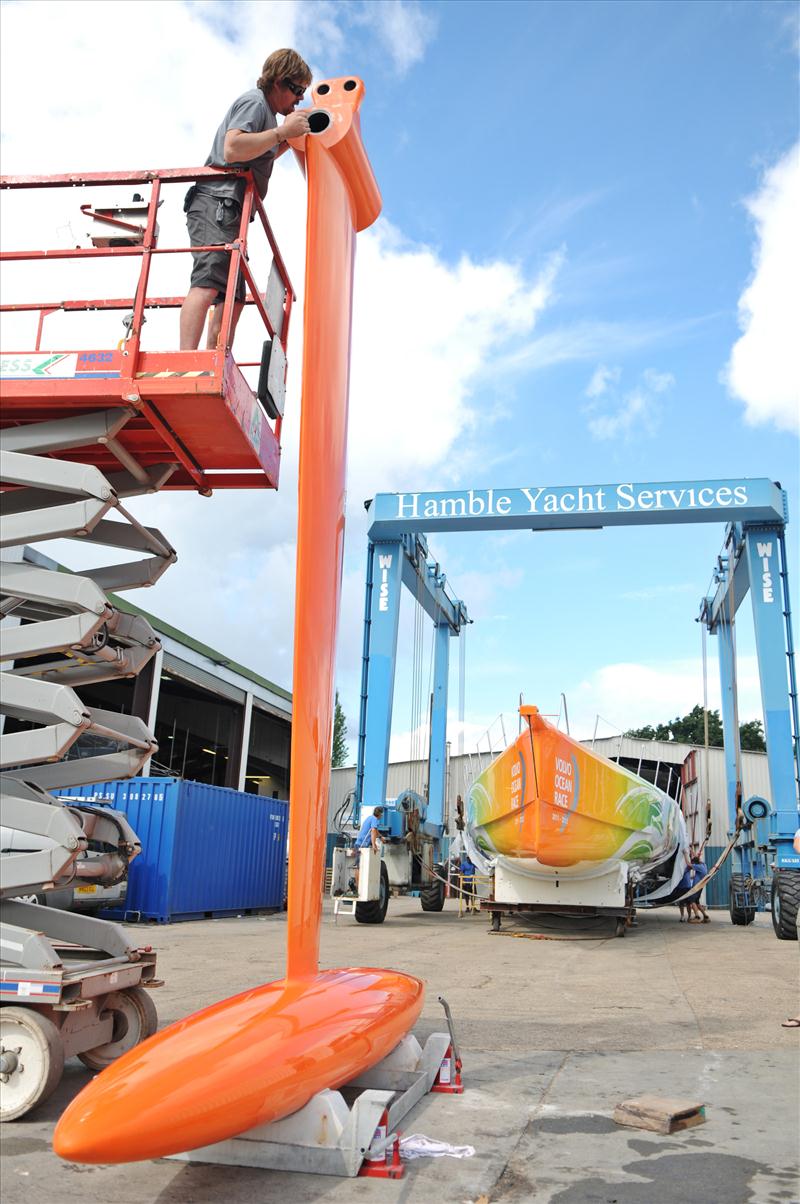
[358,1108,405,1179]
[431,1042,464,1094]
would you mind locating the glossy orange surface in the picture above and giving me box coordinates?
[285,77,381,979]
[53,78,424,1166]
[53,968,424,1163]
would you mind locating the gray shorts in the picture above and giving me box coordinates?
[186,189,245,303]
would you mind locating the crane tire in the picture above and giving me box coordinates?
[355,862,390,924]
[421,865,446,912]
[729,874,756,926]
[771,870,800,941]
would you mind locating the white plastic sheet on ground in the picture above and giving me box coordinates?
[399,1133,476,1160]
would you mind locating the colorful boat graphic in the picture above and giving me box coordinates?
[466,706,686,889]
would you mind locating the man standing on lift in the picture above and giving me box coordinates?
[180,48,312,351]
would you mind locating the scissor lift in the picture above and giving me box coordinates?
[0,165,295,1116]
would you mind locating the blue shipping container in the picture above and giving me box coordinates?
[59,778,288,923]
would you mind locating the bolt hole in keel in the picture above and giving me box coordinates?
[307,110,332,134]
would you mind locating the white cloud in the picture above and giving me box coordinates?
[0,1,560,694]
[359,0,438,75]
[503,188,612,252]
[583,367,673,442]
[777,5,800,56]
[642,368,675,394]
[585,363,620,398]
[499,313,712,375]
[565,657,763,743]
[375,655,765,769]
[725,142,800,434]
[586,391,651,440]
[346,231,562,500]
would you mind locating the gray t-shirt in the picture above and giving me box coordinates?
[200,89,278,203]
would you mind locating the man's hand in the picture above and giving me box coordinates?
[281,110,311,140]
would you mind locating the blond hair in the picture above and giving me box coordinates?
[257,49,311,95]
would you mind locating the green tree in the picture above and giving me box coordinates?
[739,718,766,752]
[626,705,765,751]
[331,691,349,768]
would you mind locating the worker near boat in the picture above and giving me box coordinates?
[342,806,384,894]
[356,805,384,853]
[459,854,477,913]
[678,854,711,923]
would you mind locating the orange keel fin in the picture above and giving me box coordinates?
[285,77,381,979]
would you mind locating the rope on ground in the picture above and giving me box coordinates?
[487,929,614,942]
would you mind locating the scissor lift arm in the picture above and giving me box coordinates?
[0,163,297,1118]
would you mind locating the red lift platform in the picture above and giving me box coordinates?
[0,167,294,493]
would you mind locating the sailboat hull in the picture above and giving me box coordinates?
[467,707,684,887]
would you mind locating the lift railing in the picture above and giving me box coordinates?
[1,167,296,492]
[0,166,294,429]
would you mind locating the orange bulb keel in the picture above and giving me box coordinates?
[54,968,423,1163]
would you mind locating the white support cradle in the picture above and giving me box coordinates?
[169,1031,452,1177]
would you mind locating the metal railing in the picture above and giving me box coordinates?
[0,166,295,410]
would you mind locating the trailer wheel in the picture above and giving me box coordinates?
[771,870,800,941]
[0,1007,64,1121]
[78,987,158,1070]
[355,862,390,925]
[729,873,756,926]
[420,865,446,912]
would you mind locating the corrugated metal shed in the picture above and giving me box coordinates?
[59,778,288,923]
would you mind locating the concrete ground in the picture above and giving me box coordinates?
[2,900,799,1203]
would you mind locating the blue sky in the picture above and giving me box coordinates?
[337,0,800,748]
[1,0,798,753]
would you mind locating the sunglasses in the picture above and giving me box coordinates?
[282,79,306,99]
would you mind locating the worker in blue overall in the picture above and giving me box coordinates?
[460,854,476,913]
[356,806,384,853]
[348,806,383,894]
[685,854,710,923]
[675,857,695,922]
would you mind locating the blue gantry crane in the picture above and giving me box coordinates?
[700,517,800,936]
[335,534,468,922]
[340,476,798,936]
